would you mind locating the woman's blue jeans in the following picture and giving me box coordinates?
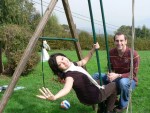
[92,73,136,108]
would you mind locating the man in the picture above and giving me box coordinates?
[93,32,140,112]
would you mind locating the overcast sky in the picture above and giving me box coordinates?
[33,0,150,34]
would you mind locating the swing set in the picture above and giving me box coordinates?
[0,0,135,113]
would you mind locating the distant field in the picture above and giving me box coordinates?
[0,50,150,113]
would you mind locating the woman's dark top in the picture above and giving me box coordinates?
[64,63,100,105]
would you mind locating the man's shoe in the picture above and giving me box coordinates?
[114,106,126,113]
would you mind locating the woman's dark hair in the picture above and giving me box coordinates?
[48,53,67,79]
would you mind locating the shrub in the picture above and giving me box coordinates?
[0,24,40,75]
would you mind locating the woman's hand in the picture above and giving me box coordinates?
[94,42,100,49]
[77,42,100,66]
[36,87,55,101]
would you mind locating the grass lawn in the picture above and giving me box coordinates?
[0,50,150,113]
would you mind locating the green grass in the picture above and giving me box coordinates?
[0,50,150,113]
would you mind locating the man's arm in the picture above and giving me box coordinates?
[108,50,140,82]
[121,51,140,78]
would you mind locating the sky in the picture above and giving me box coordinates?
[33,0,150,34]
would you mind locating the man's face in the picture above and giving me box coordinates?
[114,34,127,51]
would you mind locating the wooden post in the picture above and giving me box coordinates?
[0,0,58,112]
[62,0,83,60]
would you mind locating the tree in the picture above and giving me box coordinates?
[140,25,150,38]
[116,25,132,38]
[0,0,37,25]
[79,31,93,49]
[62,24,70,31]
[135,27,141,38]
[44,14,64,36]
[116,25,150,39]
[30,12,41,30]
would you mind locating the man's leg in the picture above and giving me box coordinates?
[92,73,109,85]
[116,78,136,110]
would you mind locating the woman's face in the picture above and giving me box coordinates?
[56,55,71,71]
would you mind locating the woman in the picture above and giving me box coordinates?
[36,43,117,113]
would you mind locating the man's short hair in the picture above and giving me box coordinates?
[114,32,127,41]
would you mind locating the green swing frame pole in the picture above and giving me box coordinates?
[99,0,111,72]
[39,37,78,42]
[87,0,102,86]
[41,0,45,87]
[88,1,107,113]
[41,39,45,87]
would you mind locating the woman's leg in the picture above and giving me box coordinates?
[99,82,117,111]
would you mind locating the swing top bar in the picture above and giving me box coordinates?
[39,37,78,42]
